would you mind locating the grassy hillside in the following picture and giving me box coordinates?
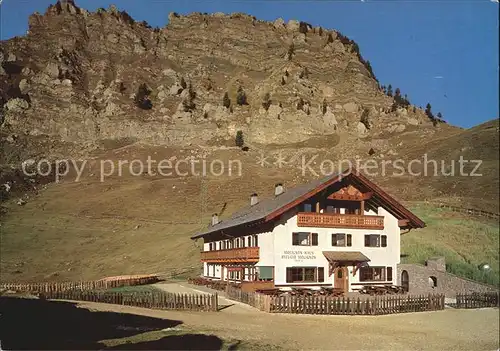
[1,177,498,287]
[401,203,499,286]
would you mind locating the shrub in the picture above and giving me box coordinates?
[119,82,126,94]
[180,77,187,90]
[299,67,309,79]
[235,130,244,147]
[318,27,323,36]
[281,77,286,85]
[360,108,371,129]
[262,92,271,111]
[134,83,153,110]
[322,98,327,115]
[188,83,196,100]
[296,98,304,111]
[287,43,294,60]
[299,21,309,34]
[222,92,231,108]
[236,86,247,105]
[327,33,334,43]
[387,84,393,97]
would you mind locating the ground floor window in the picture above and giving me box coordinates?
[359,266,394,281]
[257,266,274,281]
[286,267,324,283]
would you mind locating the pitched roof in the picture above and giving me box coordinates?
[191,168,425,240]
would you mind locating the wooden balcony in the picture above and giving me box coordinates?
[200,247,259,263]
[297,213,384,230]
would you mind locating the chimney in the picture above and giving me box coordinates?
[250,193,259,206]
[274,183,284,196]
[211,213,219,226]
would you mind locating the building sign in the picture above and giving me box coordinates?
[281,250,317,262]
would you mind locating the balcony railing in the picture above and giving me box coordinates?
[297,213,384,229]
[200,247,259,263]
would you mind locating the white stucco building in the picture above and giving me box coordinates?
[191,168,425,292]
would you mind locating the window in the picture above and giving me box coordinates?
[286,267,324,283]
[387,267,393,281]
[304,203,313,212]
[332,233,352,247]
[429,276,437,288]
[292,232,318,246]
[258,266,274,281]
[253,234,258,247]
[364,234,387,247]
[359,267,386,281]
[240,237,245,248]
[247,237,252,247]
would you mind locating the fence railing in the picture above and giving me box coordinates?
[225,285,271,312]
[456,292,499,309]
[38,290,218,312]
[225,287,445,315]
[268,293,445,315]
[0,275,160,293]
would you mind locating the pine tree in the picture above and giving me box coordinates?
[387,84,393,97]
[222,92,231,108]
[360,108,371,129]
[296,98,304,111]
[134,83,153,110]
[287,43,295,60]
[236,86,247,105]
[395,88,401,98]
[437,112,443,119]
[180,77,187,90]
[262,92,271,111]
[235,130,244,147]
[327,33,334,43]
[425,103,433,118]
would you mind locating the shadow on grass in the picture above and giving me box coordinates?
[0,296,224,350]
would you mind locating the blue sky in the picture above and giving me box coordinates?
[1,1,498,128]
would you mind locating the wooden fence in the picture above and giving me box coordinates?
[226,287,444,315]
[225,285,271,312]
[0,275,160,294]
[456,292,499,309]
[39,290,218,312]
[436,203,499,219]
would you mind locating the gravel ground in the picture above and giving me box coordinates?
[76,282,499,350]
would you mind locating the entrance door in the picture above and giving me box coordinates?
[333,266,349,293]
[401,270,409,292]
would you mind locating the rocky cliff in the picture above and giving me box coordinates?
[1,0,437,157]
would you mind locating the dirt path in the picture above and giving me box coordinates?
[77,295,499,350]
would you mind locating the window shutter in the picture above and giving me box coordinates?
[364,235,370,247]
[387,267,393,281]
[382,235,387,247]
[286,268,293,283]
[311,233,318,246]
[347,234,352,247]
[318,267,324,282]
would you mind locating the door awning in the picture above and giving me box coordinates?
[323,251,370,263]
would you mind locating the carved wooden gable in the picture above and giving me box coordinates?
[327,185,372,201]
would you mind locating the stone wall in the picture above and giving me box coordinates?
[397,258,498,298]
